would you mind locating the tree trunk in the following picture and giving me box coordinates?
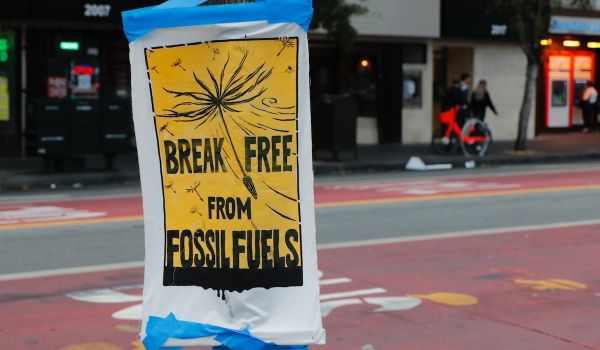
[514,60,539,151]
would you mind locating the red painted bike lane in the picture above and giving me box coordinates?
[2,168,600,230]
[1,223,599,349]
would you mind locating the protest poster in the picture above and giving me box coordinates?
[122,0,324,348]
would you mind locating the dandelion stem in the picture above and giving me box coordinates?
[217,106,257,199]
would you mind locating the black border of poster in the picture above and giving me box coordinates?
[143,37,303,292]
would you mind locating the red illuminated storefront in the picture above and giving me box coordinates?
[538,12,600,132]
[542,47,595,128]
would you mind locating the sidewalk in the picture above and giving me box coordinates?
[316,132,600,173]
[1,133,599,191]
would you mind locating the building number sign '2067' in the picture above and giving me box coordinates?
[84,4,111,18]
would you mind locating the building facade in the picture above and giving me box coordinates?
[311,0,439,146]
[0,1,159,158]
[2,0,596,160]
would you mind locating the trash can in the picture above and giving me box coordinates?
[35,99,68,156]
[69,99,101,154]
[101,99,132,154]
[311,94,357,160]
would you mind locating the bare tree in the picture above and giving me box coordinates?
[490,0,590,150]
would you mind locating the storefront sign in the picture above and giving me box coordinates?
[123,1,323,349]
[348,0,440,38]
[83,3,112,18]
[0,75,9,122]
[441,0,515,40]
[47,76,67,99]
[550,15,600,36]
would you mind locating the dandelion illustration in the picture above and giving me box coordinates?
[186,181,204,202]
[150,66,159,74]
[165,182,176,194]
[158,51,273,199]
[190,206,202,217]
[276,37,295,56]
[159,123,174,136]
[171,58,186,71]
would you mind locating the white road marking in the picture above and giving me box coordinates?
[0,193,140,206]
[66,288,143,304]
[0,261,144,281]
[0,205,106,224]
[363,297,422,312]
[319,277,352,286]
[320,288,386,301]
[320,179,522,196]
[320,298,362,317]
[112,303,143,320]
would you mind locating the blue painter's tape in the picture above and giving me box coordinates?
[122,0,313,42]
[143,313,309,350]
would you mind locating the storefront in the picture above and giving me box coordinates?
[0,0,160,158]
[310,0,438,146]
[537,12,600,131]
[438,0,534,142]
[0,30,19,157]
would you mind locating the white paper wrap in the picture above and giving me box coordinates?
[129,20,324,347]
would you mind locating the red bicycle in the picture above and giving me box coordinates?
[431,105,492,157]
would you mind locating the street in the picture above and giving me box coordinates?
[1,163,600,349]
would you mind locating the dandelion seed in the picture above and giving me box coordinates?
[171,58,186,71]
[190,206,202,217]
[277,37,295,56]
[165,182,176,194]
[159,123,174,136]
[186,181,204,202]
[151,66,159,74]
[212,48,221,61]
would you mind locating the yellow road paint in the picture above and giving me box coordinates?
[408,292,478,306]
[2,183,598,231]
[130,340,145,350]
[0,215,143,231]
[115,323,141,333]
[515,278,587,291]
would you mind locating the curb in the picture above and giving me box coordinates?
[2,152,600,191]
[313,152,600,175]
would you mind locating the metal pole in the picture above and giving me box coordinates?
[20,24,26,158]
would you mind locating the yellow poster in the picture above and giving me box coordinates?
[145,38,302,294]
[0,76,9,122]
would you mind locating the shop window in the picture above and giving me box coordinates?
[403,70,422,108]
[551,80,568,107]
[69,61,100,99]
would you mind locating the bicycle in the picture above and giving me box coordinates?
[431,105,492,157]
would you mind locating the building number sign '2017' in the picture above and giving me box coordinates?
[84,4,111,18]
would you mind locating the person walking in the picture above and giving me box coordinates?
[581,80,598,133]
[456,72,471,127]
[442,78,461,111]
[470,80,498,121]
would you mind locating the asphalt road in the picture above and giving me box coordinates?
[1,162,599,275]
[2,162,600,350]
